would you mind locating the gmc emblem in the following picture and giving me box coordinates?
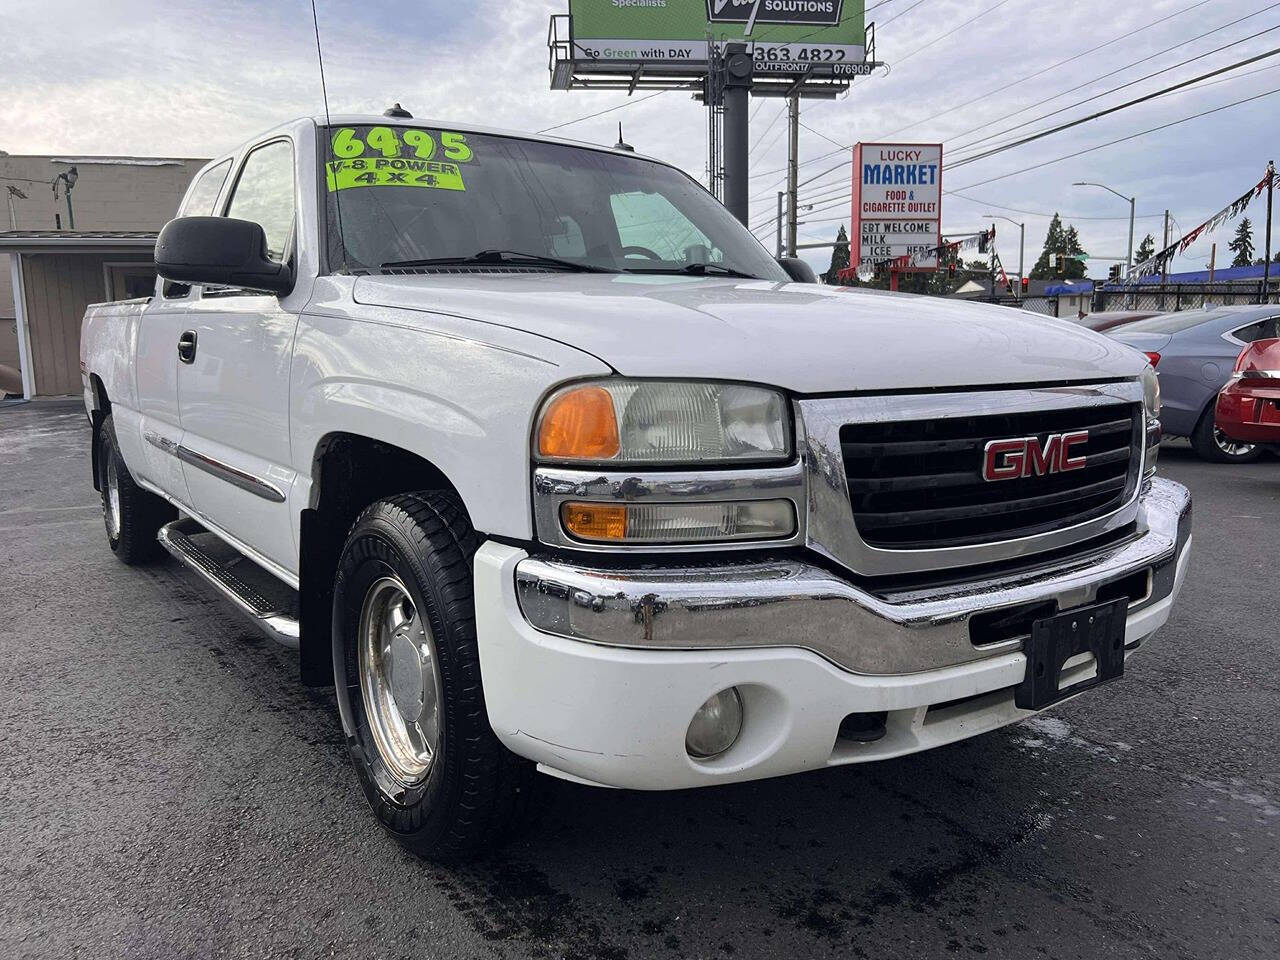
[982,431,1089,481]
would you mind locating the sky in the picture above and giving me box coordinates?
[2,0,1277,277]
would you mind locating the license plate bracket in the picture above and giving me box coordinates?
[1015,597,1128,711]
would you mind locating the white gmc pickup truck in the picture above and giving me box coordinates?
[81,112,1191,861]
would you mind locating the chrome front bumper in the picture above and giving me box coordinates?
[514,478,1191,675]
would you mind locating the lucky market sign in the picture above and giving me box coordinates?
[851,143,943,273]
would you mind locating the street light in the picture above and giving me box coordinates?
[1073,181,1135,271]
[982,214,1024,293]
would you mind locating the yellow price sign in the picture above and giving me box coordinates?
[326,158,466,193]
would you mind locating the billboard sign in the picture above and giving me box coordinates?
[567,0,868,76]
[850,143,943,273]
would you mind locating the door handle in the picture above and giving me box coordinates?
[177,330,198,364]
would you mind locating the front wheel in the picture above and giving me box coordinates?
[1190,405,1263,463]
[332,491,537,861]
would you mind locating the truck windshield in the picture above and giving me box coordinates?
[321,124,787,281]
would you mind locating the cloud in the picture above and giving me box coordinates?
[1,0,1273,275]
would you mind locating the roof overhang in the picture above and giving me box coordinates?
[0,231,157,254]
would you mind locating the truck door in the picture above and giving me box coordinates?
[176,137,301,576]
[133,158,233,505]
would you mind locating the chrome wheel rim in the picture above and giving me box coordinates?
[1213,425,1256,459]
[358,576,442,787]
[104,455,122,539]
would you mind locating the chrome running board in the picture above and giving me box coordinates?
[158,518,300,650]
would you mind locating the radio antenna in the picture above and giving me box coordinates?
[310,0,348,274]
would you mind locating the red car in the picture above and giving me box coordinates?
[1216,338,1280,446]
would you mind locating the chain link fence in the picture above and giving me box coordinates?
[973,282,1278,317]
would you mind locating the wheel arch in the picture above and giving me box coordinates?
[298,432,471,686]
[88,374,112,492]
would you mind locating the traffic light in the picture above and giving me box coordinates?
[1055,254,1065,275]
[978,231,989,254]
[1020,276,1029,294]
[948,260,956,279]
[1108,263,1121,281]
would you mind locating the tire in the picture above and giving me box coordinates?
[1189,405,1264,463]
[332,491,538,861]
[97,414,176,564]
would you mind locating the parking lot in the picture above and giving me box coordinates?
[1,398,1277,960]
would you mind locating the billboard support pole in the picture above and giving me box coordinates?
[721,43,752,226]
[786,93,800,257]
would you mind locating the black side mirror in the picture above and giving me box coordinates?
[155,216,293,295]
[778,257,818,284]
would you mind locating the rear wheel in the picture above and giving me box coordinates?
[1190,405,1263,463]
[332,491,537,861]
[97,414,175,564]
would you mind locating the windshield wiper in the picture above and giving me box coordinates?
[623,262,761,280]
[381,249,614,273]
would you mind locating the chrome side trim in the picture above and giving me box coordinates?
[145,431,286,504]
[798,381,1147,577]
[532,461,806,552]
[514,478,1191,676]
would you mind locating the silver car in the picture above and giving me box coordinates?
[1110,305,1280,462]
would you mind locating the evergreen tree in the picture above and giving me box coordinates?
[1135,233,1155,264]
[1229,218,1255,267]
[1062,226,1087,280]
[1030,215,1087,280]
[824,226,850,284]
[1030,214,1067,279]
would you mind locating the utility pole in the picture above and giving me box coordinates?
[1160,208,1170,306]
[720,43,753,226]
[1126,195,1135,271]
[1208,242,1216,309]
[785,93,799,257]
[1263,160,1275,304]
[778,93,798,257]
[776,192,784,259]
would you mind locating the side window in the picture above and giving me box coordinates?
[178,159,232,218]
[164,159,234,299]
[1231,319,1279,344]
[226,140,296,263]
[610,191,719,264]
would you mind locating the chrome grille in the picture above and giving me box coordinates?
[840,403,1143,550]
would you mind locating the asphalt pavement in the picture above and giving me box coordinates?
[2,399,1277,960]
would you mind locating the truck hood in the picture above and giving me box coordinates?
[353,273,1147,393]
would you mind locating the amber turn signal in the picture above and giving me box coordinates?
[537,385,620,460]
[561,502,628,541]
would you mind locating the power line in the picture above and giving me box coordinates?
[948,46,1280,168]
[945,190,1168,221]
[750,0,1223,200]
[790,48,1280,214]
[949,85,1280,192]
[536,87,679,134]
[948,17,1280,158]
[871,0,1216,142]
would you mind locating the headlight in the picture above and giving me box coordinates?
[1141,365,1161,481]
[535,380,791,465]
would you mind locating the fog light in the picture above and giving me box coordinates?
[685,688,744,760]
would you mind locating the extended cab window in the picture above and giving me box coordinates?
[321,124,785,281]
[226,140,295,262]
[178,159,232,217]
